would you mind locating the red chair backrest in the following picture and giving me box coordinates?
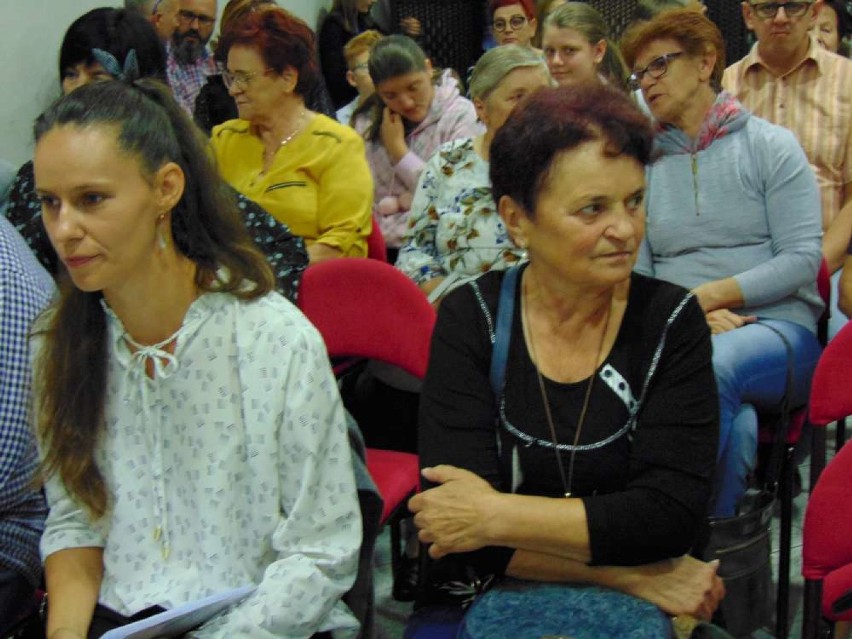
[810,319,852,426]
[802,435,852,580]
[298,258,436,378]
[366,217,387,262]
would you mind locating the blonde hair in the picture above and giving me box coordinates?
[343,29,382,69]
[544,2,628,89]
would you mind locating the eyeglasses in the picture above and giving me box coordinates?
[628,51,684,90]
[151,0,164,15]
[493,15,528,32]
[222,69,271,90]
[748,1,814,19]
[177,9,216,26]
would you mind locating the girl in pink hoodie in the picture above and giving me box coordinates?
[355,35,482,255]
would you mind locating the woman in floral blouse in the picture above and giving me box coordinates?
[397,45,552,303]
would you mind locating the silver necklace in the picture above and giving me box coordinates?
[522,275,612,498]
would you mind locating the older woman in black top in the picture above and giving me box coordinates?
[409,85,724,625]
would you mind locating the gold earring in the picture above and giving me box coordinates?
[157,213,168,250]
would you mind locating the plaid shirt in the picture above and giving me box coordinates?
[724,37,852,228]
[165,41,218,115]
[0,215,54,585]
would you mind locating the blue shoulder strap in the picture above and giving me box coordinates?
[489,265,520,398]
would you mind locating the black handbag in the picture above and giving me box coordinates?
[701,322,795,637]
[702,489,775,637]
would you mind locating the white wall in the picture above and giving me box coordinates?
[0,0,109,166]
[277,0,332,30]
[0,0,332,167]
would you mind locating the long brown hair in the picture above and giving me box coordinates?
[33,79,274,518]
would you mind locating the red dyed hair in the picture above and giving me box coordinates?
[217,6,319,96]
[489,0,536,20]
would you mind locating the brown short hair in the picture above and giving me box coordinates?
[620,8,725,90]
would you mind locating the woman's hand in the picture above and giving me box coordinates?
[620,556,725,621]
[705,309,756,334]
[691,278,744,313]
[400,16,422,37]
[409,465,499,559]
[380,106,408,164]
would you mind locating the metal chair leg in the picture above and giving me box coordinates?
[777,448,794,639]
[811,425,827,491]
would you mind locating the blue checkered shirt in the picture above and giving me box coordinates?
[165,41,218,115]
[0,215,54,585]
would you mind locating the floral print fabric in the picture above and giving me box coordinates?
[396,138,523,286]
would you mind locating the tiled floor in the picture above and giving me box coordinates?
[372,423,842,639]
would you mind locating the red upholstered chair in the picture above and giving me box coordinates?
[756,259,831,638]
[366,217,387,262]
[298,258,436,598]
[801,320,852,638]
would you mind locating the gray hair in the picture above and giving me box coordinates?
[469,45,551,101]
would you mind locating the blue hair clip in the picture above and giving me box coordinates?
[91,48,141,82]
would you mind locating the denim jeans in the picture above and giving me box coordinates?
[829,268,849,341]
[710,319,821,517]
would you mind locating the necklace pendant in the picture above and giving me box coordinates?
[153,526,162,541]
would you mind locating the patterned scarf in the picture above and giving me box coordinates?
[655,91,750,156]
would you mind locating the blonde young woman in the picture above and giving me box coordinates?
[541,2,628,89]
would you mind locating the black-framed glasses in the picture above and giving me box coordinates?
[178,9,215,26]
[493,15,528,32]
[628,51,684,90]
[748,1,814,19]
[222,69,270,90]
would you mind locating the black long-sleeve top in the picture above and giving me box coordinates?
[319,11,382,109]
[418,268,719,582]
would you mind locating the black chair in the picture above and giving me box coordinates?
[706,0,753,67]
[588,0,640,40]
[390,0,485,80]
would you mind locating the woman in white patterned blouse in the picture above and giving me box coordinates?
[31,79,361,639]
[397,45,552,304]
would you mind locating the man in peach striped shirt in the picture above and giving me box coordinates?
[723,0,852,334]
